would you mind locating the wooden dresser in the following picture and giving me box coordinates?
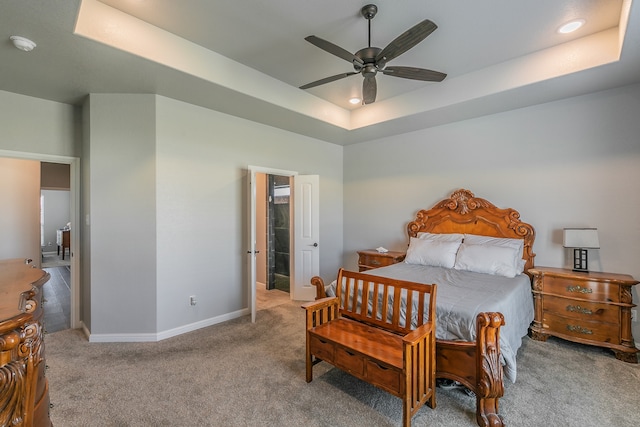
[0,259,52,426]
[357,249,406,272]
[529,266,638,363]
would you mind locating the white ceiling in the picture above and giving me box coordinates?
[2,0,639,145]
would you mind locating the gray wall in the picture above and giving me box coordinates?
[0,90,78,157]
[41,189,70,252]
[343,82,640,341]
[86,94,158,336]
[2,82,639,343]
[154,96,344,333]
[79,93,343,338]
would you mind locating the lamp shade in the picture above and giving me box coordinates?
[563,228,600,249]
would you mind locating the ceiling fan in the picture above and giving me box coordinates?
[299,4,446,105]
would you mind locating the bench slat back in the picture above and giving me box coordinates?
[336,268,436,335]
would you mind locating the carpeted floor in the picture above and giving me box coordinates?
[45,300,640,426]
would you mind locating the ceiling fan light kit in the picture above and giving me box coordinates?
[300,4,446,105]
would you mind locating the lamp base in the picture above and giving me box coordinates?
[572,248,589,273]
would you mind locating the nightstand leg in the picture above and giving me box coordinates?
[529,329,549,342]
[613,350,639,364]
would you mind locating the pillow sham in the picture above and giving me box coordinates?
[454,243,520,278]
[405,237,462,268]
[463,233,525,274]
[417,232,464,243]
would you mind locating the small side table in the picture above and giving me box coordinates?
[357,249,406,272]
[529,266,638,363]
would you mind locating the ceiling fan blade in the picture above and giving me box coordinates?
[299,72,359,90]
[381,66,446,82]
[305,35,364,66]
[362,75,377,104]
[375,19,437,66]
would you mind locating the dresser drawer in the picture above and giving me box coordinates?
[543,312,620,345]
[366,359,401,395]
[542,276,619,303]
[335,347,365,376]
[542,296,619,324]
[309,334,335,363]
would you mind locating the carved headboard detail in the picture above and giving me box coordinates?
[407,189,536,272]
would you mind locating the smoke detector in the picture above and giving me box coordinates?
[10,36,37,52]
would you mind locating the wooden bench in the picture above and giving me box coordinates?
[302,268,437,427]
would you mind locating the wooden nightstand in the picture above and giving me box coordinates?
[529,266,639,363]
[357,249,405,272]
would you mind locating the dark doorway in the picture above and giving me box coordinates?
[267,175,290,292]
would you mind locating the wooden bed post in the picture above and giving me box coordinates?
[475,312,505,427]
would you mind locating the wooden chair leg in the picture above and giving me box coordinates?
[305,335,313,383]
[402,396,411,427]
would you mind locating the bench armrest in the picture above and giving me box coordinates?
[301,297,339,329]
[402,322,434,346]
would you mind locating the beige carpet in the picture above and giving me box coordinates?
[45,300,640,426]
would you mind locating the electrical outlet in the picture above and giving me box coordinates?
[189,295,197,306]
[632,309,637,322]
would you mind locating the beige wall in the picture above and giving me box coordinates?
[0,158,40,262]
[256,173,267,286]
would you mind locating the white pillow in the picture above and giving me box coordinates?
[405,237,462,268]
[463,234,523,254]
[417,232,464,243]
[463,234,525,274]
[454,243,519,278]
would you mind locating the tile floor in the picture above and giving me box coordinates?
[42,260,71,334]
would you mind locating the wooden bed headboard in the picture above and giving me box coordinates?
[407,189,536,272]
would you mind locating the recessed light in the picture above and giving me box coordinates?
[558,19,585,34]
[10,36,37,52]
[349,97,361,105]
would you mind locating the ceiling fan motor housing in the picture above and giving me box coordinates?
[355,47,382,74]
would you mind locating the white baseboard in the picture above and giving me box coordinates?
[88,308,250,343]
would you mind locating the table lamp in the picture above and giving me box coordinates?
[563,228,599,273]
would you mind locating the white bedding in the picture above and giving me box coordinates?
[325,263,534,382]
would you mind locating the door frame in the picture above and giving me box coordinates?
[247,165,298,322]
[0,149,81,330]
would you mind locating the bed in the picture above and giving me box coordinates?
[312,189,536,427]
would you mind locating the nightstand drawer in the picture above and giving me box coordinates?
[543,312,620,344]
[357,250,405,272]
[543,276,619,303]
[542,296,619,324]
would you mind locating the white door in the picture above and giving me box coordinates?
[293,175,319,301]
